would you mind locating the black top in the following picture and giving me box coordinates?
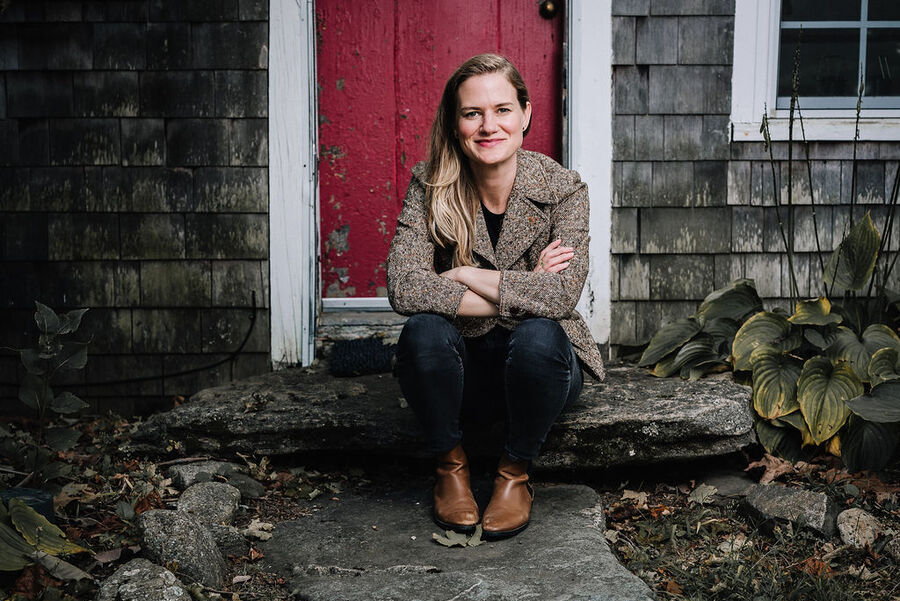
[481,202,505,249]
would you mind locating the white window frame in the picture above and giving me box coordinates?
[731,0,900,142]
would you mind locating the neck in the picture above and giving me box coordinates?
[471,155,517,213]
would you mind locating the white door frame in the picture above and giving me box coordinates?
[268,0,613,366]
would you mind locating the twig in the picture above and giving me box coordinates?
[15,471,34,488]
[199,584,261,598]
[821,543,851,564]
[155,456,212,468]
[0,466,31,476]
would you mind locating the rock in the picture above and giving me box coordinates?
[224,472,266,499]
[167,461,245,490]
[138,509,226,588]
[262,484,654,601]
[837,508,882,548]
[95,558,191,601]
[207,524,251,558]
[133,366,755,469]
[885,537,900,562]
[740,484,838,537]
[704,469,756,498]
[177,482,241,525]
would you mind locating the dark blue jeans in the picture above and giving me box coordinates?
[395,313,583,461]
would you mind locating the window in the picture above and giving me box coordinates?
[732,0,900,141]
[777,0,900,109]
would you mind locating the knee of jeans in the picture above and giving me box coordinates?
[506,318,571,368]
[397,313,461,357]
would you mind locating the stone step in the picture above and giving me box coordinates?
[132,365,755,469]
[262,483,655,601]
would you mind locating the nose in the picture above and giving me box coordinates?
[480,112,499,134]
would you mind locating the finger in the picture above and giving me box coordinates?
[545,252,575,266]
[549,262,570,273]
[542,239,562,254]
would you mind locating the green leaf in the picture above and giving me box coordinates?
[34,302,61,335]
[53,342,88,372]
[638,318,701,367]
[824,212,880,291]
[776,411,815,446]
[56,309,88,336]
[828,324,900,382]
[803,327,835,350]
[700,317,740,342]
[8,498,87,555]
[750,346,802,419]
[18,374,51,411]
[0,522,35,571]
[20,349,46,375]
[845,379,900,422]
[673,336,718,371]
[788,297,842,325]
[650,353,680,378]
[842,417,898,472]
[732,312,801,372]
[797,357,862,444]
[693,279,763,325]
[49,392,87,415]
[755,420,802,462]
[868,347,900,386]
[45,428,81,452]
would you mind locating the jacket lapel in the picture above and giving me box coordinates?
[493,152,549,270]
[473,207,497,268]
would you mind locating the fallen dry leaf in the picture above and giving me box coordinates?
[745,454,794,484]
[621,490,649,509]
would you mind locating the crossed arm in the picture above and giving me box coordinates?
[440,239,574,317]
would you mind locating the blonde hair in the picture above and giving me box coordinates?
[424,53,530,267]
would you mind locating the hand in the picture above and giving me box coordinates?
[534,239,574,273]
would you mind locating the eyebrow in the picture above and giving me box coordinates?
[458,102,515,112]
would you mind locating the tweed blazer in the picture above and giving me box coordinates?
[386,149,605,381]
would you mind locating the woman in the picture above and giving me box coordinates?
[386,54,605,540]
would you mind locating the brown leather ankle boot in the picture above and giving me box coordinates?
[482,453,533,539]
[433,444,479,533]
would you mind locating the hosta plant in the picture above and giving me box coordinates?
[639,214,900,472]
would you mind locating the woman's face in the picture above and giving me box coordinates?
[455,73,531,171]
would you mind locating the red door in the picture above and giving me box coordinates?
[317,0,565,299]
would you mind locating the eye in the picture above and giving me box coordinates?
[498,107,512,113]
[462,111,479,119]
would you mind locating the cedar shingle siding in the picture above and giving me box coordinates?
[610,0,899,349]
[0,0,270,414]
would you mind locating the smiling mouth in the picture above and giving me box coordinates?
[476,139,505,147]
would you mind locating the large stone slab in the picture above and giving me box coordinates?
[132,365,754,469]
[263,484,654,601]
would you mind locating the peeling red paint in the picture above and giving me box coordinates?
[317,0,563,298]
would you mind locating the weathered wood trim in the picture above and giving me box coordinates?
[269,0,318,367]
[731,0,900,142]
[568,0,612,346]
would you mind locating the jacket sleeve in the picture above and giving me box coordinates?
[386,174,468,318]
[497,177,590,320]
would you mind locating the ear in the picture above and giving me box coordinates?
[522,101,533,131]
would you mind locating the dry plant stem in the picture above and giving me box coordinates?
[0,465,31,476]
[796,101,827,293]
[762,112,799,306]
[155,456,212,468]
[16,471,34,488]
[866,163,900,312]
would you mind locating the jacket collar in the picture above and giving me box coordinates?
[473,149,550,270]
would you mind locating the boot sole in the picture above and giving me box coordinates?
[481,521,529,540]
[433,514,477,535]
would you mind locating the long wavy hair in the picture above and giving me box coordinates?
[424,53,531,267]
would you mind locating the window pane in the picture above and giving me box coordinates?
[869,0,900,21]
[781,0,859,22]
[866,29,900,96]
[778,29,860,97]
